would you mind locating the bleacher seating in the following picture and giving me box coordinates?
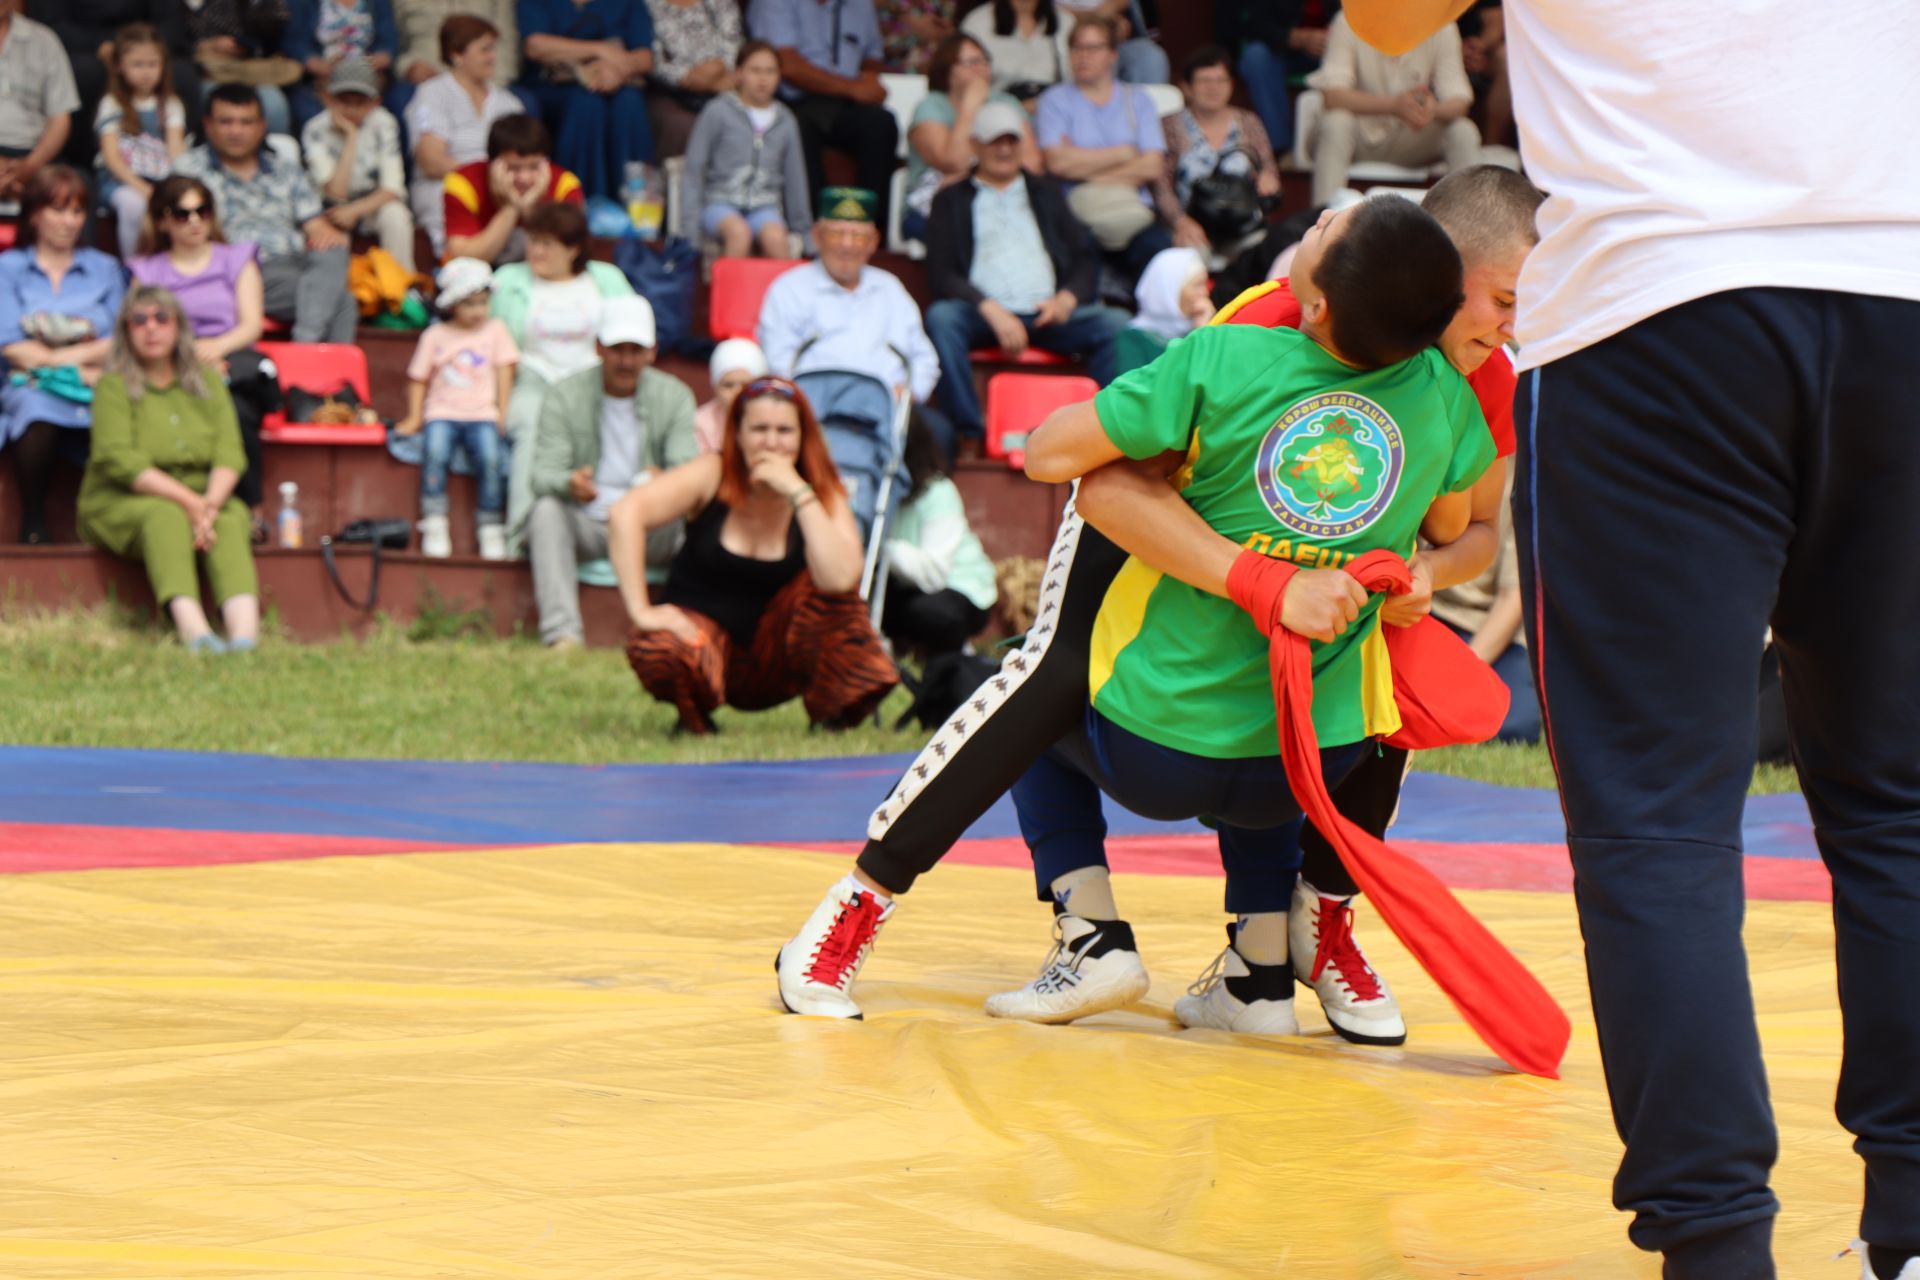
[708,256,804,340]
[1142,83,1185,118]
[881,73,931,260]
[257,341,385,445]
[985,371,1100,462]
[1290,89,1439,184]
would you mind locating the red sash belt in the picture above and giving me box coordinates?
[1226,548,1571,1079]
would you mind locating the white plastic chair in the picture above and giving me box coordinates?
[881,73,932,258]
[1140,82,1185,118]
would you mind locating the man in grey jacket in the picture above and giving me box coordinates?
[678,42,813,257]
[523,296,699,649]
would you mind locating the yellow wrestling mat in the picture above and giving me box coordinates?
[0,843,1862,1278]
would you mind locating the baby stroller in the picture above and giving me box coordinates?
[792,367,912,626]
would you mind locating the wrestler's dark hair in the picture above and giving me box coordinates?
[1422,165,1545,267]
[1313,195,1464,370]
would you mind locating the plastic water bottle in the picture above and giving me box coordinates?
[277,481,303,549]
[624,160,663,239]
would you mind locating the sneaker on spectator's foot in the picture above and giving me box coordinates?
[477,524,507,560]
[1174,927,1300,1034]
[1859,1242,1920,1280]
[776,875,895,1018]
[1290,879,1407,1045]
[984,915,1150,1024]
[226,636,258,654]
[419,514,452,558]
[185,632,227,654]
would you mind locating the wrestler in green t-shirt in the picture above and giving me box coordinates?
[1088,324,1494,758]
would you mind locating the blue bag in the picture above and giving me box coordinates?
[613,236,711,359]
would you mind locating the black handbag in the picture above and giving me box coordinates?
[319,519,411,610]
[1187,145,1267,244]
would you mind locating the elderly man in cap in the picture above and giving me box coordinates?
[755,185,952,456]
[301,56,416,272]
[924,98,1128,447]
[522,294,699,649]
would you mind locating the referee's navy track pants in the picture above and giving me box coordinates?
[1514,287,1920,1278]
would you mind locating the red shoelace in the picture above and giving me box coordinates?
[1310,897,1384,1003]
[805,893,884,989]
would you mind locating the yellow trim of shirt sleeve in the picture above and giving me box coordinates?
[1088,557,1165,705]
[444,171,480,214]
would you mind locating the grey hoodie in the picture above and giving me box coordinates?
[679,92,812,240]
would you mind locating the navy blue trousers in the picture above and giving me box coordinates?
[1514,288,1920,1277]
[1012,703,1367,914]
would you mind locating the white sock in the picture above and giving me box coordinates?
[840,872,891,907]
[1049,866,1118,921]
[1234,912,1289,966]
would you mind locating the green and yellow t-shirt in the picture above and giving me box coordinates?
[1088,324,1494,758]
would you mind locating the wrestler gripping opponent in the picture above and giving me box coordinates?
[779,193,1501,1020]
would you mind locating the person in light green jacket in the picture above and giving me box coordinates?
[79,286,260,654]
[488,200,637,556]
[882,416,997,658]
[520,295,700,647]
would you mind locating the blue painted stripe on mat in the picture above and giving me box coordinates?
[0,746,1818,858]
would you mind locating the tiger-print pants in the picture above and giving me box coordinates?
[625,573,898,733]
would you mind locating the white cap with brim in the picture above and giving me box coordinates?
[434,256,493,308]
[971,100,1028,144]
[598,295,657,348]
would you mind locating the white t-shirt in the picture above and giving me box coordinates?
[520,274,605,383]
[1505,0,1920,370]
[587,393,640,522]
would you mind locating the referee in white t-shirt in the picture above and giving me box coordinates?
[1346,4,1920,1279]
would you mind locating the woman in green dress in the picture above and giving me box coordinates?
[78,286,260,654]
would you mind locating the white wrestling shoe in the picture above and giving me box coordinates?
[984,914,1150,1024]
[1857,1241,1920,1279]
[1174,929,1300,1035]
[1290,879,1408,1045]
[776,874,895,1019]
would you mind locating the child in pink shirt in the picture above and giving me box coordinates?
[398,258,519,559]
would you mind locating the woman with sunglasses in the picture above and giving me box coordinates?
[610,375,897,734]
[78,287,259,653]
[129,175,277,526]
[0,165,126,544]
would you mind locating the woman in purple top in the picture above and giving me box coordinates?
[128,174,277,516]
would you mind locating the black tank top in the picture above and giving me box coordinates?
[664,500,807,648]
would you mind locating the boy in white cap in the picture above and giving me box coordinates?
[300,56,415,272]
[520,295,700,648]
[396,257,519,558]
[695,338,770,454]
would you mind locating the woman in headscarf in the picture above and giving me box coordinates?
[1114,245,1215,375]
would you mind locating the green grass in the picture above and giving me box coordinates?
[0,604,1801,794]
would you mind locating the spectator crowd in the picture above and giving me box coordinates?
[1,0,1520,726]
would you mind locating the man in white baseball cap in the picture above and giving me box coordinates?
[518,295,701,649]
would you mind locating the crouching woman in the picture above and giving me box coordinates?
[612,375,896,733]
[79,287,260,653]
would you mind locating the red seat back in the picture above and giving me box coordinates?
[0,221,17,250]
[984,372,1100,462]
[256,341,385,444]
[708,257,803,340]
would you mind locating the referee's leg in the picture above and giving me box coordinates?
[1516,290,1807,1278]
[1770,293,1920,1269]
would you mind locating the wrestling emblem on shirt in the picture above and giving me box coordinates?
[1256,392,1405,539]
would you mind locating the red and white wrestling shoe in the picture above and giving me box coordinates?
[777,875,895,1018]
[1290,878,1408,1045]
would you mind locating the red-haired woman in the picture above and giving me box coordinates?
[610,376,897,734]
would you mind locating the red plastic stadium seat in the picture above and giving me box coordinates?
[984,371,1099,463]
[971,346,1070,367]
[0,221,17,250]
[708,257,803,340]
[260,314,291,336]
[256,341,386,444]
